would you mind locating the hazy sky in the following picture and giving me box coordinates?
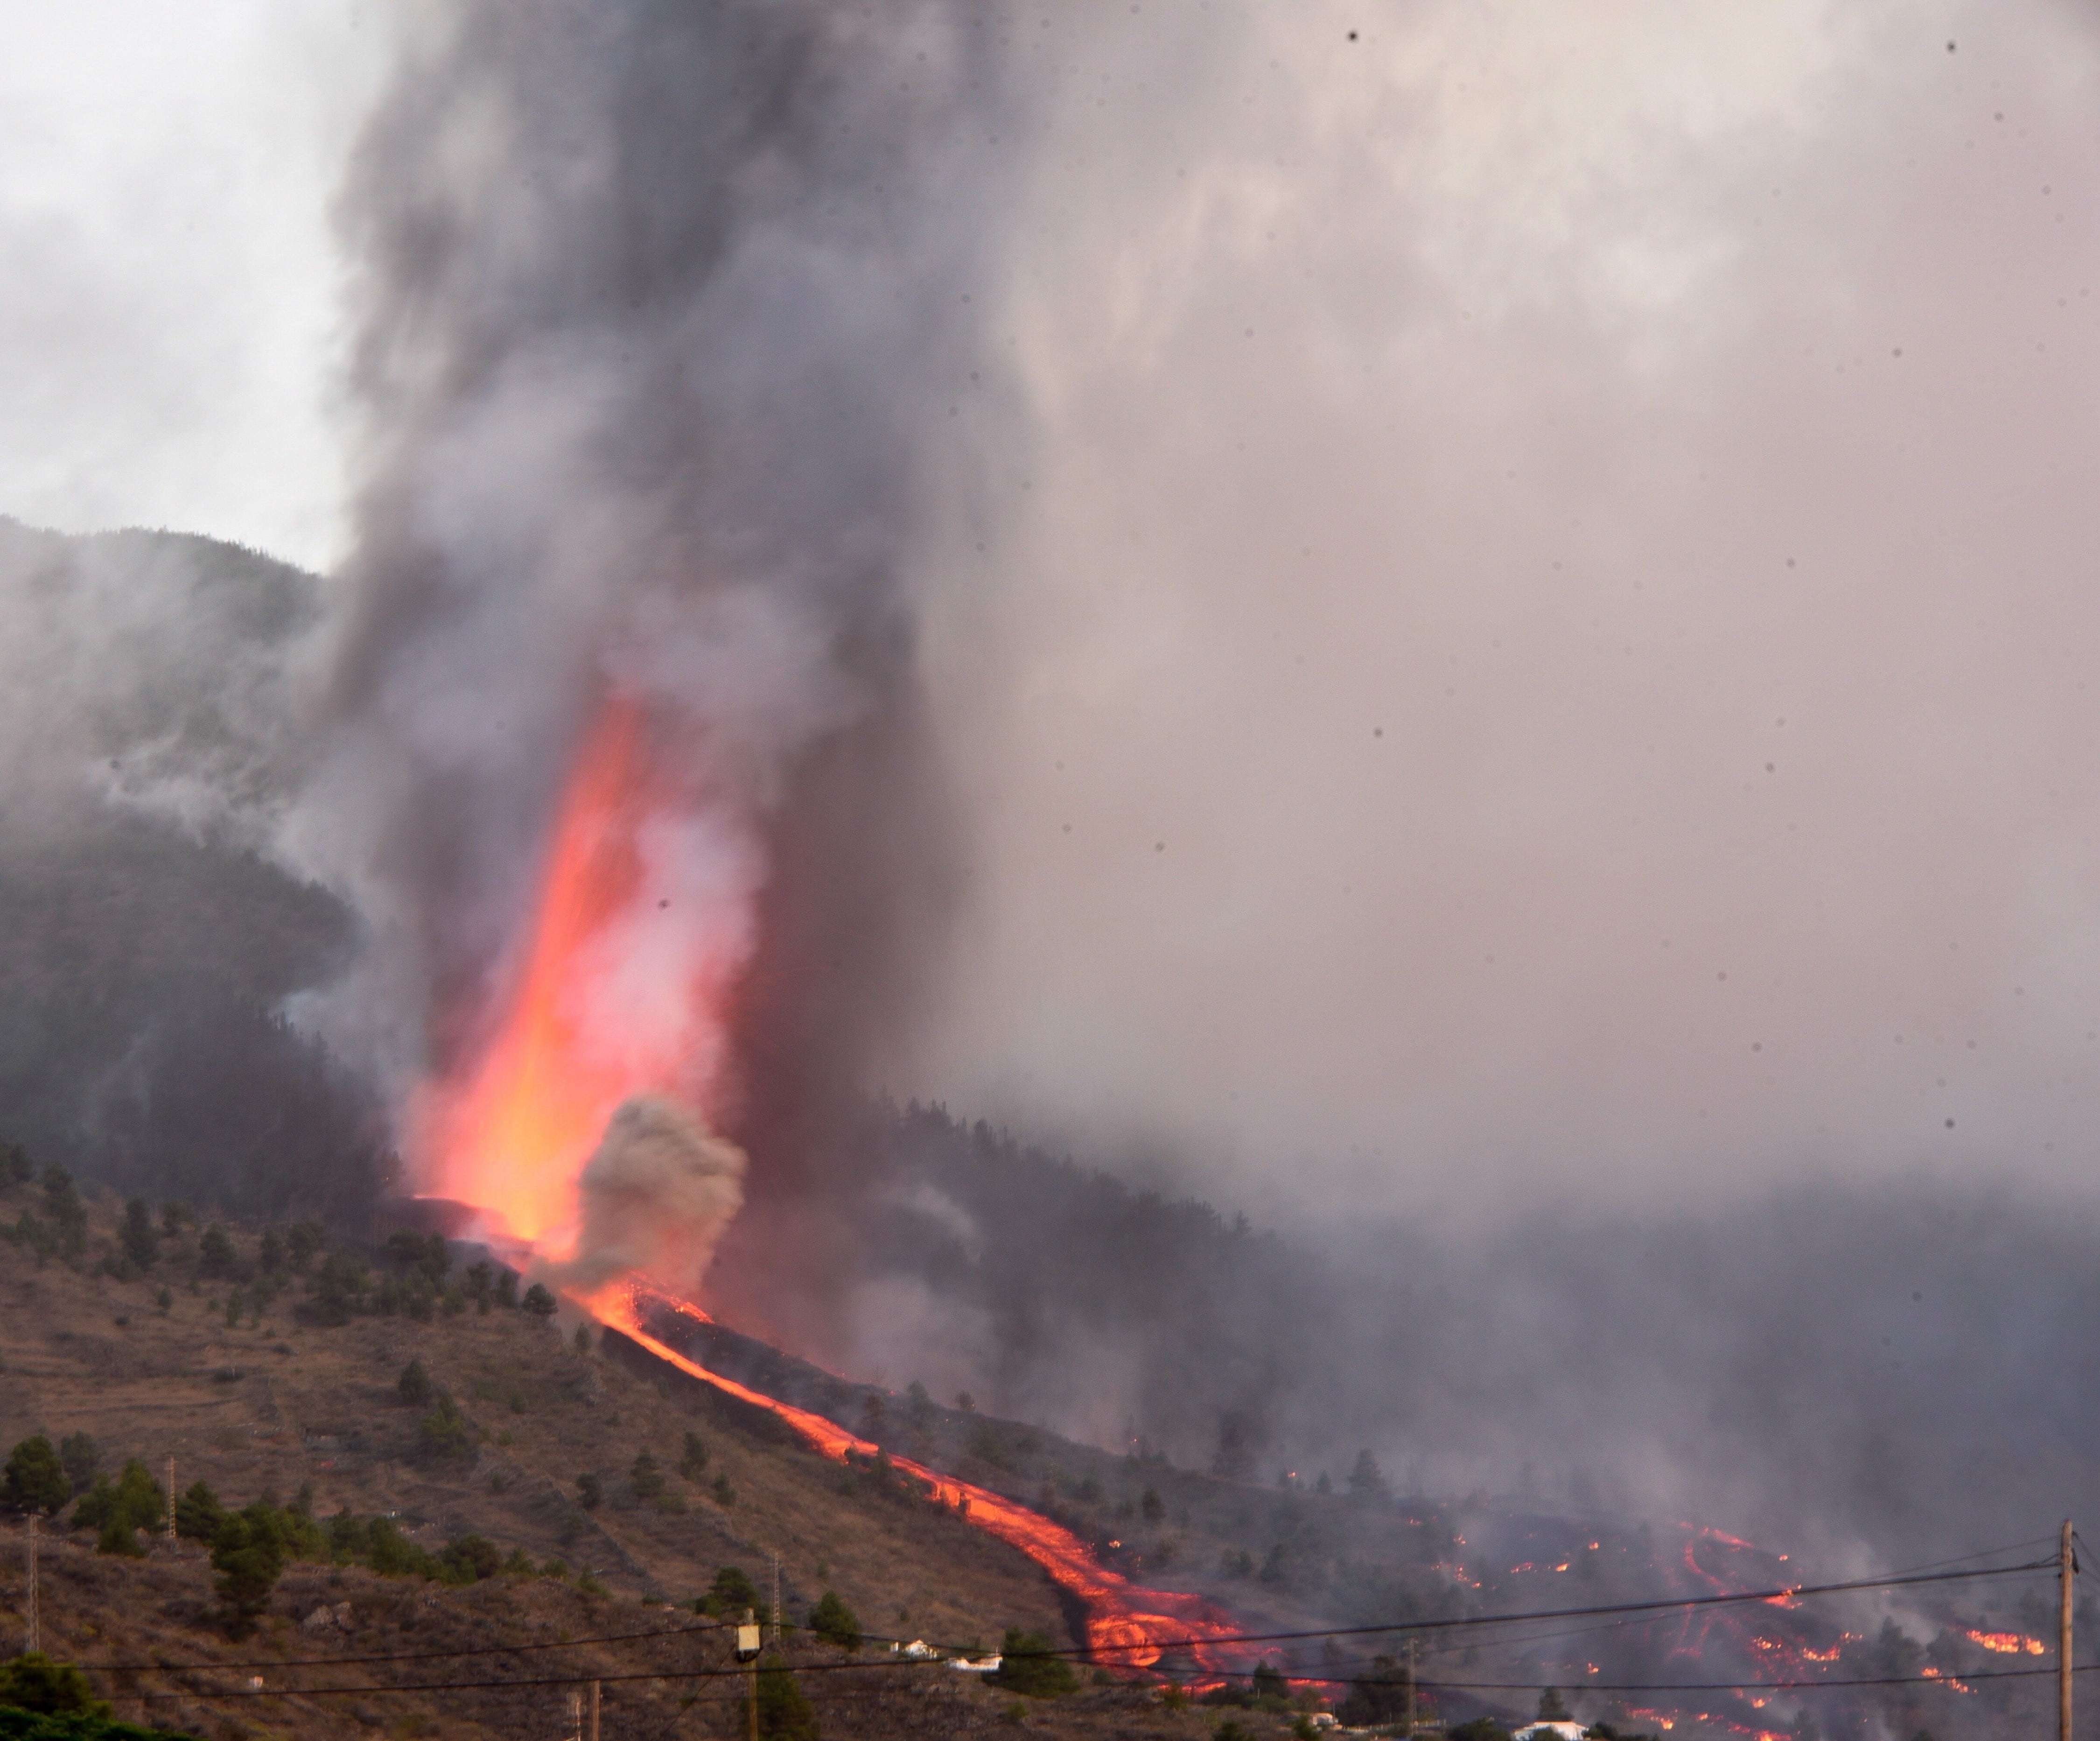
[908,2,2100,1219]
[11,2,2100,1224]
[0,1,379,566]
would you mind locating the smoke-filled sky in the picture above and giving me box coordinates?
[8,1,2100,1229]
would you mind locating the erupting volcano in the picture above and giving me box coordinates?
[406,698,1256,1670]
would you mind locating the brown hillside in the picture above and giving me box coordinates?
[0,1184,1292,1738]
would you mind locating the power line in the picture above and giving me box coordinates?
[1322,1537,2058,1665]
[81,1552,2051,1683]
[126,1654,2100,1705]
[1071,1557,2054,1661]
[76,1612,732,1673]
[1313,1661,2088,1695]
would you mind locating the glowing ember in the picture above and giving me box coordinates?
[1968,1629,2046,1655]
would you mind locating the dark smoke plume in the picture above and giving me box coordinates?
[310,1,1017,1316]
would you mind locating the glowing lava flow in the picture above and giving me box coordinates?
[599,1288,1248,1675]
[1968,1629,2046,1655]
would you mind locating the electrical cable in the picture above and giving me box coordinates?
[1068,1556,2053,1661]
[124,1653,2100,1704]
[73,1611,731,1672]
[73,1551,2051,1681]
[1268,1537,2058,1671]
[1306,1534,2058,1666]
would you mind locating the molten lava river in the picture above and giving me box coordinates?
[598,1287,1248,1674]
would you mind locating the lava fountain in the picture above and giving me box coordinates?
[413,695,758,1257]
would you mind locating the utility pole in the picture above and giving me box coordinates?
[26,1514,37,1655]
[2061,1518,2076,1741]
[1405,1635,1418,1737]
[736,1606,763,1741]
[165,1455,176,1544]
[588,1678,601,1741]
[771,1552,782,1649]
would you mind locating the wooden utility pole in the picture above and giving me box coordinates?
[588,1678,601,1741]
[1405,1635,1417,1736]
[165,1456,176,1544]
[2062,1519,2076,1741]
[25,1514,37,1655]
[737,1606,762,1741]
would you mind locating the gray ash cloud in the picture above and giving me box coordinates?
[305,2,1021,1190]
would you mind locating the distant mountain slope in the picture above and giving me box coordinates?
[0,519,378,1219]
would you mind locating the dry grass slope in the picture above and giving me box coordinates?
[0,1186,1274,1739]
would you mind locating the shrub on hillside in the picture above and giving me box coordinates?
[679,1431,709,1479]
[522,1283,557,1317]
[196,1224,234,1276]
[438,1535,502,1584]
[989,1630,1078,1698]
[35,1170,84,1266]
[304,1250,366,1325]
[0,1652,106,1717]
[0,1440,68,1516]
[706,1565,761,1617]
[754,1652,818,1741]
[397,1359,433,1406]
[630,1451,663,1500]
[364,1517,430,1578]
[382,1229,449,1285]
[119,1201,157,1271]
[1335,1653,1412,1726]
[74,1461,165,1555]
[810,1591,861,1653]
[418,1395,476,1464]
[0,1143,31,1188]
[174,1482,224,1542]
[211,1504,287,1636]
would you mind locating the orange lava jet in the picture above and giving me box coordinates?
[415,697,752,1249]
[600,1285,1248,1675]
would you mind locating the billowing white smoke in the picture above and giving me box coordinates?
[551,1094,747,1302]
